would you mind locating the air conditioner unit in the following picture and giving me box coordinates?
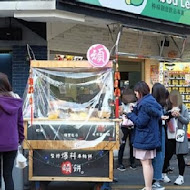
[0,28,22,41]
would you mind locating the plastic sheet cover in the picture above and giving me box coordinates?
[23,67,116,148]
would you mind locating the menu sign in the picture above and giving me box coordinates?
[33,150,109,177]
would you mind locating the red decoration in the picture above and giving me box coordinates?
[114,88,121,97]
[28,78,33,85]
[114,71,120,80]
[114,80,118,88]
[28,69,34,125]
[28,86,34,94]
[115,97,119,118]
[61,161,72,175]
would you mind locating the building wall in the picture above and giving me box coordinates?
[0,18,46,50]
[12,45,47,97]
[48,23,190,59]
[0,18,47,97]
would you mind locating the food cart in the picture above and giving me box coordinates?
[23,59,120,190]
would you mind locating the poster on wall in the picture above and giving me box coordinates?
[150,65,159,85]
[185,74,190,85]
[77,0,190,25]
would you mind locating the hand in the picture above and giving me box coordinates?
[171,110,180,117]
[161,115,169,120]
[129,105,134,112]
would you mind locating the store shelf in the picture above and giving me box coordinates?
[164,70,190,109]
[180,93,190,95]
[169,77,185,80]
[167,85,190,87]
[183,100,190,103]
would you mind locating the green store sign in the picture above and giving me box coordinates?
[77,0,190,25]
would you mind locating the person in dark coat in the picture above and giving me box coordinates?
[127,81,162,190]
[0,72,24,190]
[117,88,137,171]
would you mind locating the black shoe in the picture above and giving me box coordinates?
[117,164,126,171]
[130,163,137,170]
[166,166,174,173]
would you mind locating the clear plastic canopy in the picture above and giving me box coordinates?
[23,67,116,148]
[23,67,114,120]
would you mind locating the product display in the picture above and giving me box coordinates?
[159,62,190,138]
[23,67,114,120]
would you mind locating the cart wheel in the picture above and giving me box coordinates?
[101,182,111,190]
[39,182,48,190]
[93,183,102,190]
[30,181,49,190]
[31,182,38,190]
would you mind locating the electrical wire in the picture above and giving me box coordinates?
[26,44,36,60]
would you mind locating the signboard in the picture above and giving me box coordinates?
[32,150,109,177]
[77,0,190,25]
[87,44,110,67]
[163,62,190,72]
[27,122,115,141]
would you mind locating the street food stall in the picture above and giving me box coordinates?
[23,58,120,190]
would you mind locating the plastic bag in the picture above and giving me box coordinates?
[15,147,27,169]
[167,118,177,133]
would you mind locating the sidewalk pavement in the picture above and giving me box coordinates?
[111,154,190,190]
[46,154,190,190]
[50,143,190,190]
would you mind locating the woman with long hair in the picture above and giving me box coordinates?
[127,81,163,190]
[0,72,24,190]
[151,83,168,190]
[162,90,189,185]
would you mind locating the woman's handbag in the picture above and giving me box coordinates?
[176,126,185,143]
[121,115,134,127]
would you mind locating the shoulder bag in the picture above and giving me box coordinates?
[176,125,185,143]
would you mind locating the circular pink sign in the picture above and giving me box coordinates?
[87,44,110,67]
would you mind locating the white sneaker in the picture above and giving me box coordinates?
[174,175,184,185]
[152,181,165,190]
[162,173,171,183]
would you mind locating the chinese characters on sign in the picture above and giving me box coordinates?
[152,2,184,15]
[27,123,115,142]
[50,152,93,160]
[87,44,110,67]
[51,151,93,175]
[33,150,109,177]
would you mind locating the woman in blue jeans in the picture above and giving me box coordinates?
[151,83,168,190]
[0,72,24,190]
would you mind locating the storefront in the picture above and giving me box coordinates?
[52,0,190,88]
[45,1,190,160]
